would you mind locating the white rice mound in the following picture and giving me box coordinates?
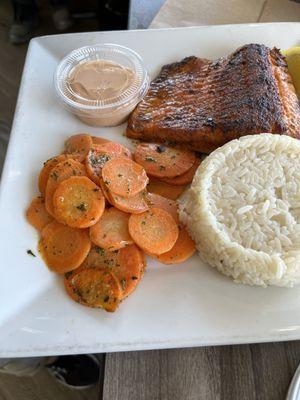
[178,134,300,287]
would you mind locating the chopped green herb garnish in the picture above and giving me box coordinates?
[120,279,126,290]
[73,288,82,298]
[76,202,87,211]
[95,247,105,255]
[27,249,36,257]
[145,156,156,162]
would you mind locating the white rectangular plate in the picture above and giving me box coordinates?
[1,23,300,357]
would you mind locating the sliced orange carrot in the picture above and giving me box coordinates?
[53,176,105,228]
[92,136,110,145]
[26,196,53,231]
[65,134,93,162]
[146,193,179,223]
[80,245,120,269]
[38,154,79,195]
[128,207,179,255]
[159,158,201,186]
[85,145,116,185]
[39,221,91,273]
[94,141,132,159]
[147,179,186,200]
[117,244,145,298]
[134,143,196,178]
[77,244,145,299]
[90,207,133,250]
[151,227,196,264]
[109,190,149,214]
[45,159,86,217]
[102,158,148,198]
[85,142,132,185]
[64,268,122,312]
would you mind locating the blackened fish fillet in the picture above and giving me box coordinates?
[126,44,300,153]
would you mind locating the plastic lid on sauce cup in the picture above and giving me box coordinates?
[54,44,150,127]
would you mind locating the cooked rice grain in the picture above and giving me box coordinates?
[179,134,300,287]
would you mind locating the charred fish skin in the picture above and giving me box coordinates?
[126,44,300,153]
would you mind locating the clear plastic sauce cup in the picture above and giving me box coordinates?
[54,44,150,127]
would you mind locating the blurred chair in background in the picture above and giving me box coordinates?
[9,0,73,44]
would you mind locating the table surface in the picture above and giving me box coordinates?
[0,0,299,399]
[128,0,166,29]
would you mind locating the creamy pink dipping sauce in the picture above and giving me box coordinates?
[66,60,137,126]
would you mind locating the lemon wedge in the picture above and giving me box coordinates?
[282,47,300,98]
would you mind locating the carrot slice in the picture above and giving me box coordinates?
[90,207,133,250]
[151,227,196,264]
[102,158,148,198]
[109,190,149,214]
[128,207,179,255]
[92,136,110,145]
[147,179,186,200]
[117,245,145,298]
[79,244,145,299]
[80,245,120,269]
[39,221,91,273]
[38,154,78,195]
[146,193,179,223]
[85,142,132,185]
[134,143,196,178]
[53,176,105,228]
[26,196,53,231]
[159,158,201,186]
[85,145,116,185]
[45,159,86,217]
[64,268,121,312]
[65,134,93,162]
[95,142,132,159]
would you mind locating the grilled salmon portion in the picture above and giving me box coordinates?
[126,44,300,153]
